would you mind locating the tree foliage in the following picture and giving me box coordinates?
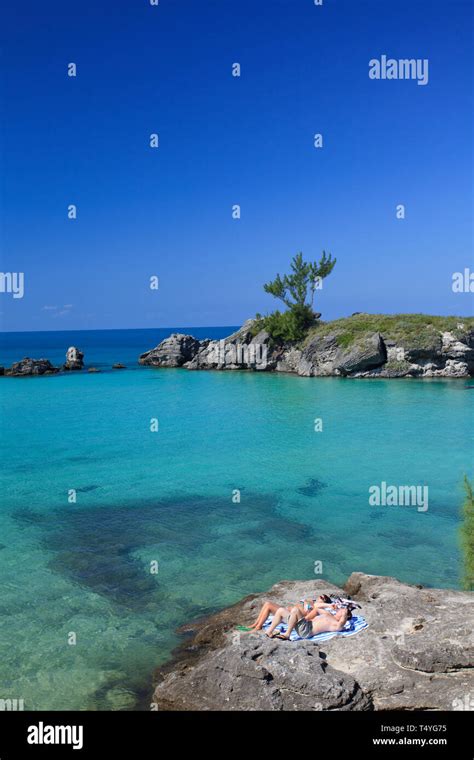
[263,251,336,309]
[259,304,316,343]
[259,251,336,342]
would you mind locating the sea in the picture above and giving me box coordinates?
[0,327,472,710]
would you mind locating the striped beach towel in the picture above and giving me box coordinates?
[262,613,369,642]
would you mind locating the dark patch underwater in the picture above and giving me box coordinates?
[297,477,328,497]
[12,492,319,613]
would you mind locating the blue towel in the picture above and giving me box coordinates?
[262,613,368,642]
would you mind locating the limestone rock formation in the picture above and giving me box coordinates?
[334,332,387,375]
[138,334,201,367]
[185,321,273,371]
[63,346,84,371]
[7,358,59,376]
[152,573,474,712]
[139,318,474,378]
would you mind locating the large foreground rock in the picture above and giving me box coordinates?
[153,573,474,711]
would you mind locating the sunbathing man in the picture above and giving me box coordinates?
[247,594,335,632]
[265,604,352,640]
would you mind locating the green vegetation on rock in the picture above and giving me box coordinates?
[254,305,316,343]
[255,252,473,347]
[256,251,336,342]
[303,313,474,349]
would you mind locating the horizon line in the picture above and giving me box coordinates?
[0,324,241,336]
[1,311,473,335]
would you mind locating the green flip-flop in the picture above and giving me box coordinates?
[235,625,253,631]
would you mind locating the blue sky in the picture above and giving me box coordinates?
[1,0,472,331]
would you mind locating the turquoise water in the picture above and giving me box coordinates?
[0,329,473,710]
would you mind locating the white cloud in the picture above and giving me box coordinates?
[53,310,71,318]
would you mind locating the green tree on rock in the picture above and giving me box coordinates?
[263,251,336,310]
[259,251,336,342]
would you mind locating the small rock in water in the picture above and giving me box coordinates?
[63,346,84,371]
[112,363,126,369]
[8,358,59,376]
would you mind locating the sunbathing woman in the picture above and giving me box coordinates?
[266,604,351,640]
[247,594,335,632]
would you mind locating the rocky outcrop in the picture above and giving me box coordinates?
[139,334,201,367]
[354,329,474,378]
[295,333,339,376]
[186,321,274,371]
[6,358,59,376]
[139,317,474,378]
[295,332,386,376]
[63,346,84,371]
[335,333,387,375]
[153,573,474,711]
[4,346,85,377]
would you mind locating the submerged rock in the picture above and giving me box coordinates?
[152,572,474,711]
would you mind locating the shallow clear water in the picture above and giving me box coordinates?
[0,329,472,710]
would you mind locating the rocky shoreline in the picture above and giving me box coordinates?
[140,315,474,378]
[152,572,474,711]
[2,315,473,378]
